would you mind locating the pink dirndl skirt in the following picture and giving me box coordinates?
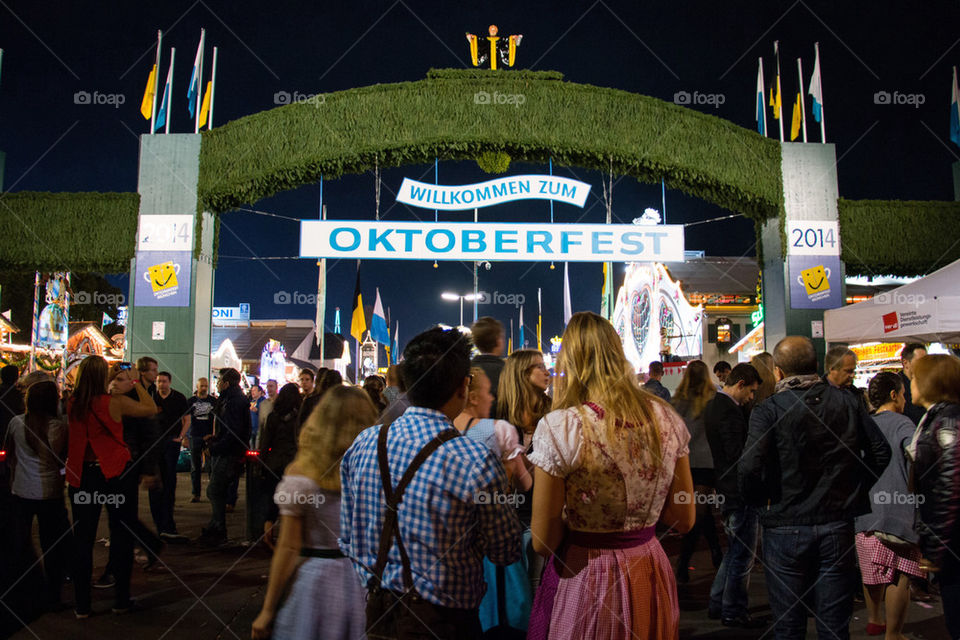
[855,532,924,585]
[529,528,679,640]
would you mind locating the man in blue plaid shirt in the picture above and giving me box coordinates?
[340,326,523,638]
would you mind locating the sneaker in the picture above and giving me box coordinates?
[197,528,227,547]
[159,531,189,544]
[111,599,138,614]
[75,609,91,620]
[93,573,116,589]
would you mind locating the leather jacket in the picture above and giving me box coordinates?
[913,402,960,571]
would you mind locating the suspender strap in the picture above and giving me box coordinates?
[371,422,461,593]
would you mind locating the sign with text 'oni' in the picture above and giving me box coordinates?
[299,221,685,263]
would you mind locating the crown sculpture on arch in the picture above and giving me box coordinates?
[466,25,522,69]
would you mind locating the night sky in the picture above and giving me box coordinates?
[1,1,957,345]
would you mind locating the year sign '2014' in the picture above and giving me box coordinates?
[786,221,840,256]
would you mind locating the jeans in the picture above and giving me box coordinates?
[939,568,960,639]
[762,520,854,640]
[13,495,72,605]
[206,455,241,534]
[149,440,181,534]
[189,437,207,497]
[709,506,760,618]
[70,463,139,612]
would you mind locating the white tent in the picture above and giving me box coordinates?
[824,258,960,344]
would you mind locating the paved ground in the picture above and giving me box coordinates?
[4,472,952,639]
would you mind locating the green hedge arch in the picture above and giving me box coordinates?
[197,68,784,223]
[838,199,960,276]
[0,192,139,272]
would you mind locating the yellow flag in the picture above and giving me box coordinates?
[140,64,157,120]
[769,82,781,119]
[198,81,212,128]
[790,92,802,141]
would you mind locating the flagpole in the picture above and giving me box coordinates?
[815,42,826,143]
[165,48,175,134]
[775,41,784,142]
[208,46,218,129]
[194,28,205,134]
[150,30,162,135]
[797,58,808,143]
[0,49,4,87]
[759,57,768,137]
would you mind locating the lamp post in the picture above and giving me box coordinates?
[441,292,477,327]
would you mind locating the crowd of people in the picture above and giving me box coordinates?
[2,316,960,639]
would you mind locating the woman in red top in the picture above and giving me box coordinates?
[66,357,157,618]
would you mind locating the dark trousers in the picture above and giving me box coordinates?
[366,590,481,640]
[13,495,72,605]
[709,506,759,618]
[69,463,139,612]
[189,437,208,497]
[762,520,854,640]
[105,472,163,574]
[227,470,240,507]
[149,440,180,534]
[940,569,960,639]
[206,455,241,533]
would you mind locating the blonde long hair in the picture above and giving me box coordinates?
[553,312,664,469]
[750,352,776,405]
[496,349,550,432]
[671,360,715,419]
[291,385,378,492]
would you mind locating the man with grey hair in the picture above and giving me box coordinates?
[824,346,858,389]
[740,336,890,639]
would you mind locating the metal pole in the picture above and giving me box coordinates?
[208,46,218,129]
[165,48,175,134]
[797,57,808,143]
[459,296,464,328]
[150,30,162,134]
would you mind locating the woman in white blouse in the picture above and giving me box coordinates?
[527,311,694,640]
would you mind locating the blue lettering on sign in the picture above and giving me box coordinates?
[369,228,395,252]
[518,180,530,193]
[646,231,667,254]
[426,229,455,252]
[495,230,519,253]
[409,185,429,202]
[621,232,645,255]
[462,230,486,253]
[527,231,553,254]
[331,227,361,251]
[492,183,508,198]
[591,231,614,254]
[462,190,475,204]
[560,231,583,253]
[561,184,577,199]
[475,186,491,202]
[394,229,422,251]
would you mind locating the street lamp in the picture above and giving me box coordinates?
[441,292,477,327]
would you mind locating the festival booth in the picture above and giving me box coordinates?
[612,263,704,375]
[824,258,960,345]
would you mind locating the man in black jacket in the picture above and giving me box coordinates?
[704,363,763,628]
[740,336,891,639]
[899,342,927,425]
[470,316,505,407]
[199,368,251,546]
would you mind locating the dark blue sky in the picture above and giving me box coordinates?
[1,1,957,344]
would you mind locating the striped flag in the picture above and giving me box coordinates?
[350,267,365,342]
[187,30,204,117]
[197,81,212,128]
[563,262,573,325]
[951,66,960,148]
[756,58,767,136]
[370,288,390,344]
[809,45,823,122]
[790,92,802,141]
[154,54,174,132]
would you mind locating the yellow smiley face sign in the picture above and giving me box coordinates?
[797,264,831,300]
[142,260,181,299]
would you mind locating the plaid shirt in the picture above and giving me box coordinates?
[339,406,523,608]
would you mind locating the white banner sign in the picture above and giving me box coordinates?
[300,221,685,262]
[786,220,840,256]
[396,175,591,210]
[137,215,194,251]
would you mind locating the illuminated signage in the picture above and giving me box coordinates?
[300,221,685,263]
[396,175,591,210]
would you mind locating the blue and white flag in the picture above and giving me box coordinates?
[756,57,767,136]
[951,66,960,148]
[392,321,400,364]
[808,46,823,123]
[519,305,525,348]
[187,30,204,117]
[370,288,390,344]
[154,55,173,132]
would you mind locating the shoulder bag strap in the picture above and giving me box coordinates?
[371,424,461,593]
